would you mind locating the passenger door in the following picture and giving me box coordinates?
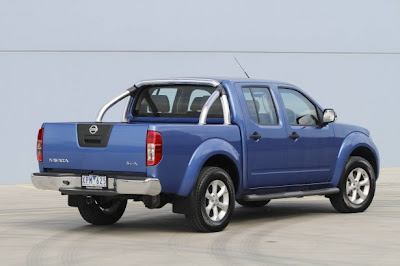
[278,87,336,184]
[236,84,289,188]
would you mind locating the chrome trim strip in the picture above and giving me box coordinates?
[220,94,231,125]
[198,90,220,125]
[135,78,220,88]
[96,90,131,122]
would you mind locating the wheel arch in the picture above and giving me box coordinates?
[176,138,242,197]
[349,146,378,177]
[203,154,240,193]
[330,132,380,186]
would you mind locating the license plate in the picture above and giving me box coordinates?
[82,175,107,189]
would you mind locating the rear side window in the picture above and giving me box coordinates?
[133,86,222,118]
[242,87,278,125]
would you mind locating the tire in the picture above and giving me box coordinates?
[78,197,127,225]
[236,199,270,208]
[329,156,376,213]
[185,167,235,232]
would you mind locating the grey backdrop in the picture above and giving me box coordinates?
[1,0,399,184]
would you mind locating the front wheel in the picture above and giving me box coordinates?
[185,167,235,232]
[78,197,127,225]
[329,156,376,213]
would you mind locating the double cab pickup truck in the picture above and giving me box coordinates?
[32,78,379,232]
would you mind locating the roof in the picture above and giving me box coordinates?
[134,77,296,89]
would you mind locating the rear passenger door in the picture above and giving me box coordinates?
[235,84,288,188]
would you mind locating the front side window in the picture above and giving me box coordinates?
[242,87,278,125]
[279,88,319,126]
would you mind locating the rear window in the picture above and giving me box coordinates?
[133,86,223,118]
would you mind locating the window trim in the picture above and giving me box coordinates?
[278,86,323,127]
[241,86,280,126]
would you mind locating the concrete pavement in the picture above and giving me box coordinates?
[0,168,399,265]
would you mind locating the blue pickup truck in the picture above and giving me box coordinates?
[32,78,379,232]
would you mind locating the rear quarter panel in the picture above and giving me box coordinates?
[148,124,242,196]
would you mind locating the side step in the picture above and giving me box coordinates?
[243,187,340,201]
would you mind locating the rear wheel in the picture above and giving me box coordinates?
[236,199,270,208]
[329,156,376,213]
[78,197,127,225]
[185,167,235,232]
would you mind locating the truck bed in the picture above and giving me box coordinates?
[40,122,241,196]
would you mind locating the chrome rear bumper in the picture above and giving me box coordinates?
[31,173,161,196]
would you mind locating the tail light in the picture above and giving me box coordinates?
[146,130,162,166]
[37,128,44,162]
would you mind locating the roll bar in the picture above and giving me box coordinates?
[95,79,231,125]
[198,86,231,125]
[95,90,132,123]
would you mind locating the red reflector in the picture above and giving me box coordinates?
[146,130,162,166]
[37,128,44,162]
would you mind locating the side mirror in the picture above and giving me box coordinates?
[322,109,337,124]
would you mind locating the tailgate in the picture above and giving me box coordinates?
[42,123,148,173]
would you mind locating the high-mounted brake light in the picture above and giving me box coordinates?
[146,131,162,166]
[37,128,44,162]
